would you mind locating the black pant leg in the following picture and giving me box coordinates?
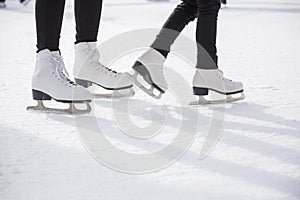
[75,0,103,44]
[35,0,66,52]
[195,0,220,69]
[150,0,197,57]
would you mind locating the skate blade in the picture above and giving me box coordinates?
[27,100,91,115]
[125,72,162,99]
[94,88,135,99]
[189,92,245,105]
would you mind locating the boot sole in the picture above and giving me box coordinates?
[75,78,133,90]
[32,89,91,103]
[193,87,244,96]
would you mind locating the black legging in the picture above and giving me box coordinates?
[35,0,102,52]
[150,0,221,69]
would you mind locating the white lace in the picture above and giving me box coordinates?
[217,70,234,84]
[90,50,119,77]
[52,56,75,87]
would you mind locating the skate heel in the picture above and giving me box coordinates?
[32,90,52,100]
[132,61,151,82]
[193,87,209,96]
[75,78,93,88]
[132,61,165,94]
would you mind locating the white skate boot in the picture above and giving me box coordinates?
[189,69,245,105]
[73,42,134,98]
[27,49,92,114]
[126,48,167,99]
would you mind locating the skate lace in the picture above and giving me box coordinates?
[218,70,233,83]
[52,56,76,87]
[90,50,119,77]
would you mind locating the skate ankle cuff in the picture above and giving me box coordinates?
[138,48,166,66]
[75,42,97,51]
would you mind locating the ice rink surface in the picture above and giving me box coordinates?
[0,0,300,199]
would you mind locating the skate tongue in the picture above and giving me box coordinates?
[90,50,117,75]
[50,52,69,78]
[51,54,75,86]
[218,70,233,82]
[56,64,76,86]
[51,51,60,57]
[87,42,97,49]
[57,64,69,78]
[75,42,97,51]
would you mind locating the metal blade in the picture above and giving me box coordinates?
[27,100,91,115]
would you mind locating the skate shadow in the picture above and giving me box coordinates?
[2,124,299,198]
[48,99,300,165]
[92,98,207,133]
[216,102,300,138]
[0,125,192,199]
[45,113,115,134]
[46,99,300,198]
[47,97,204,141]
[92,98,300,164]
[86,100,300,197]
[98,99,300,197]
[201,102,300,167]
[91,98,300,140]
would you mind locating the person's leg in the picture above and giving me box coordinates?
[195,0,221,69]
[74,0,102,44]
[35,0,65,52]
[73,0,133,93]
[31,0,92,113]
[150,0,198,57]
[191,0,244,104]
[128,0,198,97]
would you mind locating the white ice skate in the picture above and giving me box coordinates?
[189,69,245,105]
[73,42,134,98]
[125,48,167,99]
[27,50,92,114]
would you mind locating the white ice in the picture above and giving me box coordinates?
[0,0,300,199]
